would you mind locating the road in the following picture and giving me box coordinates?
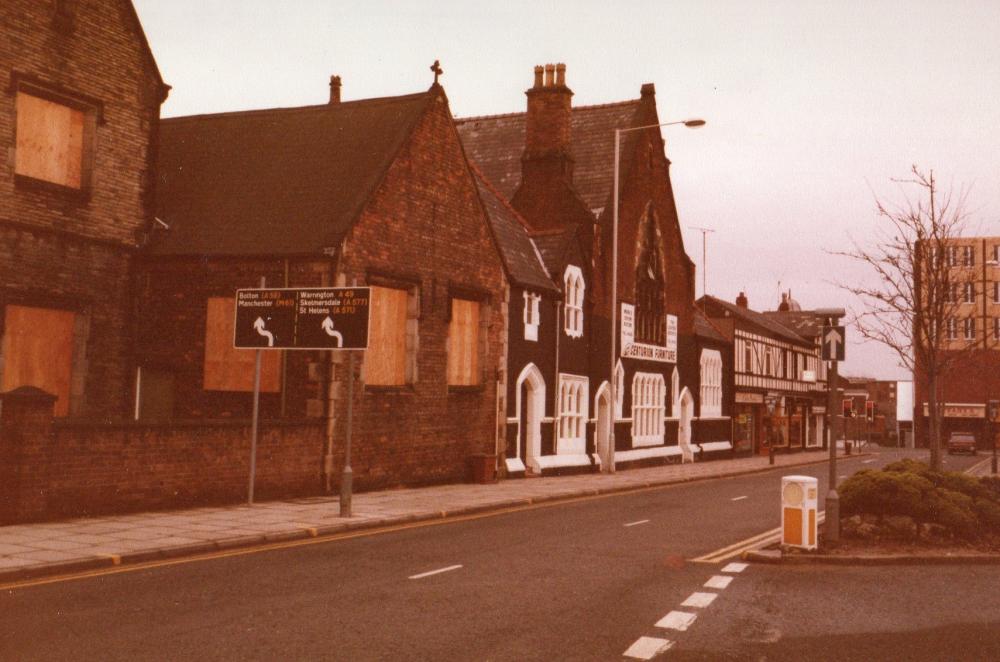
[0,449,990,661]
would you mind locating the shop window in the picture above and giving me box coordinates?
[563,266,584,337]
[203,297,281,392]
[1,305,76,416]
[700,349,722,418]
[632,372,665,446]
[558,374,588,451]
[15,90,91,190]
[364,285,415,386]
[447,297,480,386]
[523,291,540,342]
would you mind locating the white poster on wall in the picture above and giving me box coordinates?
[666,314,677,355]
[620,303,635,352]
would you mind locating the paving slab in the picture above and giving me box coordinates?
[0,449,840,584]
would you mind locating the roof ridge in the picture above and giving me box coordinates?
[455,98,640,123]
[162,91,431,124]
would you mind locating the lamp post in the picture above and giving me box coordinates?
[989,399,999,475]
[606,118,705,474]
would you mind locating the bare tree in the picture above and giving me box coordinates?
[835,166,977,470]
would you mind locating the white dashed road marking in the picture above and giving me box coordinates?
[861,459,876,464]
[624,519,650,527]
[624,636,674,659]
[721,562,748,573]
[655,610,697,631]
[730,495,748,501]
[681,592,718,608]
[704,575,733,590]
[408,564,462,580]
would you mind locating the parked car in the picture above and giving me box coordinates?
[947,432,977,455]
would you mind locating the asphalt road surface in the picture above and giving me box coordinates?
[0,449,989,661]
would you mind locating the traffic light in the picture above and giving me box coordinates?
[865,400,874,422]
[843,398,854,418]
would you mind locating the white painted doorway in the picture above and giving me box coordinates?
[594,382,611,465]
[516,363,545,475]
[678,387,695,463]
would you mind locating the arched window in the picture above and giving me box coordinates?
[563,265,585,338]
[700,349,722,418]
[632,372,666,446]
[635,210,665,345]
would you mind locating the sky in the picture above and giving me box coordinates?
[132,0,1000,380]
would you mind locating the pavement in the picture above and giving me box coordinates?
[0,448,838,584]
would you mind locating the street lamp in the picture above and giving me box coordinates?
[605,118,706,474]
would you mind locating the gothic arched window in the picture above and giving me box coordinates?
[635,211,665,345]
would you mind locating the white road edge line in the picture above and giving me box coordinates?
[624,519,650,527]
[408,564,463,580]
[730,495,748,501]
[623,636,674,659]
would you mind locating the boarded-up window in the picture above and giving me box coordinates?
[15,92,85,189]
[364,286,408,386]
[203,297,281,392]
[1,305,76,416]
[447,298,480,386]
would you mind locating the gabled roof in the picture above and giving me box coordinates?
[472,168,558,294]
[699,296,812,348]
[455,100,641,212]
[151,91,434,256]
[693,309,729,344]
[762,310,827,340]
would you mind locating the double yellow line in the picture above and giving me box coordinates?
[691,511,826,563]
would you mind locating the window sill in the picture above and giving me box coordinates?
[448,384,484,394]
[364,384,415,395]
[15,174,91,202]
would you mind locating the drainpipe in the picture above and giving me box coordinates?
[553,297,561,457]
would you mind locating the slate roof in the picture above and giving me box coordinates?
[151,91,433,256]
[472,168,557,294]
[762,310,827,340]
[531,229,575,277]
[693,310,729,344]
[455,100,642,212]
[699,296,812,348]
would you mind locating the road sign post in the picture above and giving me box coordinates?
[234,286,370,512]
[816,309,846,545]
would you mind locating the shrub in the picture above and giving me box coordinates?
[882,459,930,474]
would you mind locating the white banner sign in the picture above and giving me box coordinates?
[620,304,676,363]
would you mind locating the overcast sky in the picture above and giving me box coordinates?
[133,0,1000,381]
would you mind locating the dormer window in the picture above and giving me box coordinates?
[523,291,540,341]
[563,266,584,337]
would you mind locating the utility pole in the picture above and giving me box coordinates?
[690,226,715,298]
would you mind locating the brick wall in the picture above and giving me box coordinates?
[334,88,508,489]
[0,0,165,417]
[0,386,327,523]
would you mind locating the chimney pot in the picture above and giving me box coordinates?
[329,75,342,104]
[555,63,566,86]
[533,65,544,88]
[544,63,555,87]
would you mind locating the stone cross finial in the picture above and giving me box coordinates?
[430,60,443,85]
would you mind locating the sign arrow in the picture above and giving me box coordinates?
[322,316,343,348]
[824,327,842,358]
[254,317,275,347]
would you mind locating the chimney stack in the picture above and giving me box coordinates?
[329,75,342,104]
[522,62,574,185]
[736,292,749,309]
[778,292,790,312]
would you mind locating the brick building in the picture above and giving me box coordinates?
[137,77,507,491]
[0,0,168,418]
[458,64,731,472]
[914,236,1000,449]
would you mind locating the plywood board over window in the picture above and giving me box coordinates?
[203,297,281,392]
[364,286,408,386]
[15,92,85,189]
[447,298,480,386]
[1,305,76,416]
